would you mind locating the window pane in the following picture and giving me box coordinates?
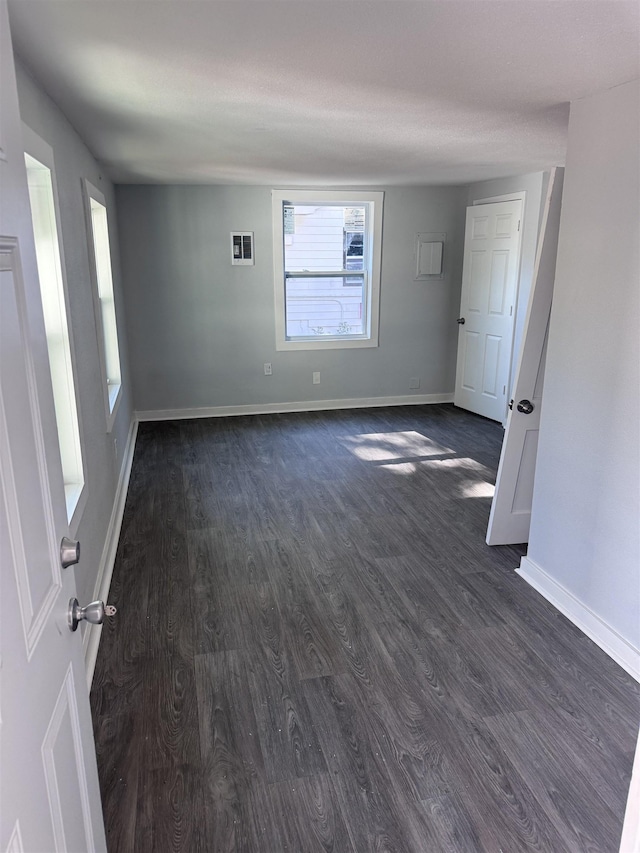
[285,275,364,337]
[284,205,365,272]
[89,196,122,415]
[25,153,84,521]
[344,231,364,270]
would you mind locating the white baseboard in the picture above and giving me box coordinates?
[84,417,139,688]
[517,556,640,682]
[136,392,455,422]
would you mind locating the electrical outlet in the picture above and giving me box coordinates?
[313,371,321,385]
[264,362,272,375]
[409,377,420,390]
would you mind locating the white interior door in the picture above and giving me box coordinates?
[486,168,564,546]
[0,5,106,851]
[454,199,523,422]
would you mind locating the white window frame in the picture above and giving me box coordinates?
[272,189,383,351]
[82,179,122,431]
[23,124,87,532]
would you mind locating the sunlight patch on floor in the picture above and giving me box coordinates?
[342,430,453,462]
[460,479,495,498]
[378,462,418,475]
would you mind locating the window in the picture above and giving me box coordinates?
[272,190,383,350]
[23,127,86,527]
[83,180,122,430]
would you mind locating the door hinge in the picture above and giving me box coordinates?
[509,305,513,316]
[517,219,521,232]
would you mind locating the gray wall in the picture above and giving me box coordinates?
[116,184,468,413]
[467,171,546,397]
[15,63,133,608]
[528,79,639,649]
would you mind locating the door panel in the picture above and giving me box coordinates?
[461,330,480,390]
[486,168,564,545]
[454,199,523,422]
[1,254,60,650]
[471,215,489,239]
[488,250,509,314]
[43,667,96,852]
[482,335,501,398]
[468,251,486,312]
[495,212,515,237]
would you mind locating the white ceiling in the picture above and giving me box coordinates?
[7,0,640,186]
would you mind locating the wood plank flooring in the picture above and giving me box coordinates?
[91,404,639,852]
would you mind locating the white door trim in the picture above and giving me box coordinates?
[473,191,527,206]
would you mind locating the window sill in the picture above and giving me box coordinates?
[106,382,122,432]
[276,337,378,352]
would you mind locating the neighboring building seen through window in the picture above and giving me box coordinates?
[344,231,364,285]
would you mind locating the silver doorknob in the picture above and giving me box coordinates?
[457,317,466,324]
[516,399,535,414]
[68,598,104,632]
[60,537,80,569]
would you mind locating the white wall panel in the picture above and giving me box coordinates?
[528,78,640,652]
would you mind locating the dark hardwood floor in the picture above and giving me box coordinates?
[91,404,639,852]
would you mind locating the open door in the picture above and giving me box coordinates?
[486,167,564,545]
[454,199,523,422]
[0,5,107,850]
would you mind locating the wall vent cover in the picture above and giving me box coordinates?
[231,232,254,265]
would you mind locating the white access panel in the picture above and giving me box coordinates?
[415,232,445,279]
